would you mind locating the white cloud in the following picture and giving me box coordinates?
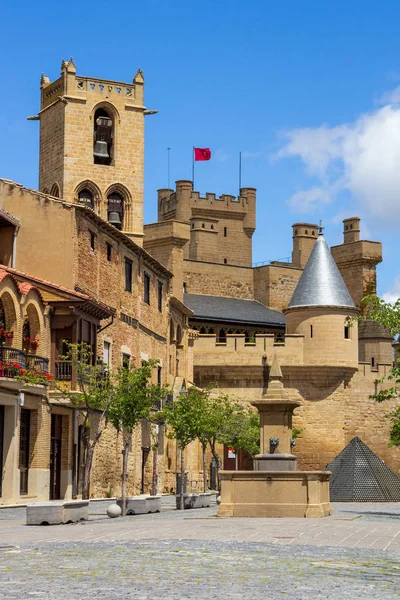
[378,85,400,105]
[288,186,331,212]
[383,275,400,303]
[275,97,400,222]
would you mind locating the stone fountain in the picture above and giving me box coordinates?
[217,355,332,518]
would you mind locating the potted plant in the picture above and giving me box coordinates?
[1,329,14,345]
[30,338,39,350]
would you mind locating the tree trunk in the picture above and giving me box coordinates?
[210,443,222,493]
[202,444,207,492]
[151,445,158,496]
[121,433,131,517]
[82,444,94,500]
[179,445,185,511]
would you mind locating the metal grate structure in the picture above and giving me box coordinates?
[325,436,400,501]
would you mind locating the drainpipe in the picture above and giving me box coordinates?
[12,225,19,269]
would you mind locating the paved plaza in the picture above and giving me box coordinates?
[1,500,400,599]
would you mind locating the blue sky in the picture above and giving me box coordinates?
[2,0,400,298]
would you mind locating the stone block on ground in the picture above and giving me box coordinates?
[117,495,161,515]
[175,493,211,509]
[26,500,89,525]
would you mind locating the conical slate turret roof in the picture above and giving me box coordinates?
[325,437,400,502]
[288,233,355,309]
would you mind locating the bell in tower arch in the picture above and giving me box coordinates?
[94,114,113,164]
[93,140,109,159]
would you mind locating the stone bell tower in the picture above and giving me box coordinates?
[37,58,152,244]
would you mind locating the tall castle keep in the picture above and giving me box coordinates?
[157,181,256,266]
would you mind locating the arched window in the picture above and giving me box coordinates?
[50,183,60,198]
[78,189,94,209]
[107,192,124,230]
[94,108,113,166]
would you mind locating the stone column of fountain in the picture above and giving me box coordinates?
[252,354,299,472]
[217,354,332,518]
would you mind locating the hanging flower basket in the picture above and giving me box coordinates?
[30,338,40,350]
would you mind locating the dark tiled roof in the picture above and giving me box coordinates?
[184,294,285,327]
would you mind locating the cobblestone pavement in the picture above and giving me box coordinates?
[0,539,399,599]
[0,501,400,599]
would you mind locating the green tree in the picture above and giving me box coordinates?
[360,295,400,446]
[223,408,260,468]
[108,359,166,516]
[184,387,213,493]
[161,390,199,510]
[195,391,238,491]
[58,342,114,500]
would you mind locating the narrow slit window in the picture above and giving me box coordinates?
[144,272,150,305]
[344,326,350,339]
[90,231,96,251]
[106,243,112,262]
[125,258,133,292]
[158,280,163,313]
[224,227,227,237]
[310,325,313,338]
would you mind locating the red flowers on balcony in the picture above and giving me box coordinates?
[23,336,40,350]
[0,360,53,384]
[0,328,14,344]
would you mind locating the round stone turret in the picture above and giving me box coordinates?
[284,231,359,367]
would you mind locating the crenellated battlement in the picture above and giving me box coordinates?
[157,181,256,266]
[158,182,255,221]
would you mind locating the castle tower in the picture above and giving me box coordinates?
[38,59,150,244]
[292,223,319,268]
[157,181,256,266]
[284,230,359,367]
[331,217,382,306]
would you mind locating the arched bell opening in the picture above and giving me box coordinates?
[107,191,124,230]
[93,107,113,166]
[78,189,94,209]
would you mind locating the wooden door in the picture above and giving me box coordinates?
[19,408,30,495]
[0,405,4,497]
[50,415,62,500]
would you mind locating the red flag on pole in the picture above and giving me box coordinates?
[194,147,211,161]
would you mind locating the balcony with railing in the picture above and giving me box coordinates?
[55,360,72,381]
[0,346,49,379]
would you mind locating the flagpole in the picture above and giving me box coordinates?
[167,147,171,188]
[192,147,195,189]
[239,151,242,194]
